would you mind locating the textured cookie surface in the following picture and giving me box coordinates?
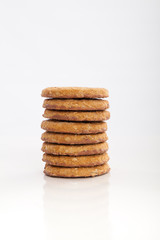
[41,87,109,99]
[43,109,110,122]
[44,163,110,177]
[41,132,108,144]
[41,120,107,134]
[43,152,109,167]
[43,99,109,111]
[41,142,108,156]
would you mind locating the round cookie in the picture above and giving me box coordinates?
[41,132,108,145]
[43,99,109,111]
[44,163,110,178]
[41,142,108,156]
[42,152,109,167]
[41,120,107,134]
[43,109,110,122]
[41,87,109,99]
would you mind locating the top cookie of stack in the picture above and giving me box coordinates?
[41,87,110,178]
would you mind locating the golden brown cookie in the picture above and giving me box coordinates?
[41,87,109,99]
[41,120,107,134]
[41,142,108,156]
[44,163,110,178]
[42,152,109,167]
[42,142,108,156]
[41,132,108,144]
[43,109,110,122]
[43,99,109,111]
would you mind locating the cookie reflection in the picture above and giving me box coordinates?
[43,174,111,240]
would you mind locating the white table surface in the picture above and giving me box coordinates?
[1,135,160,240]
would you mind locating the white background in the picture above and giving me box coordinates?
[0,0,160,239]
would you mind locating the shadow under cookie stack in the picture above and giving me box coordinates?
[41,87,110,178]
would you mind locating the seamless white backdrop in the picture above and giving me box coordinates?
[0,1,160,240]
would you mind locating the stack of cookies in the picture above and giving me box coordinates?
[41,87,110,178]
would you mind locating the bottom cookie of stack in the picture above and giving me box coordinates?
[44,163,110,178]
